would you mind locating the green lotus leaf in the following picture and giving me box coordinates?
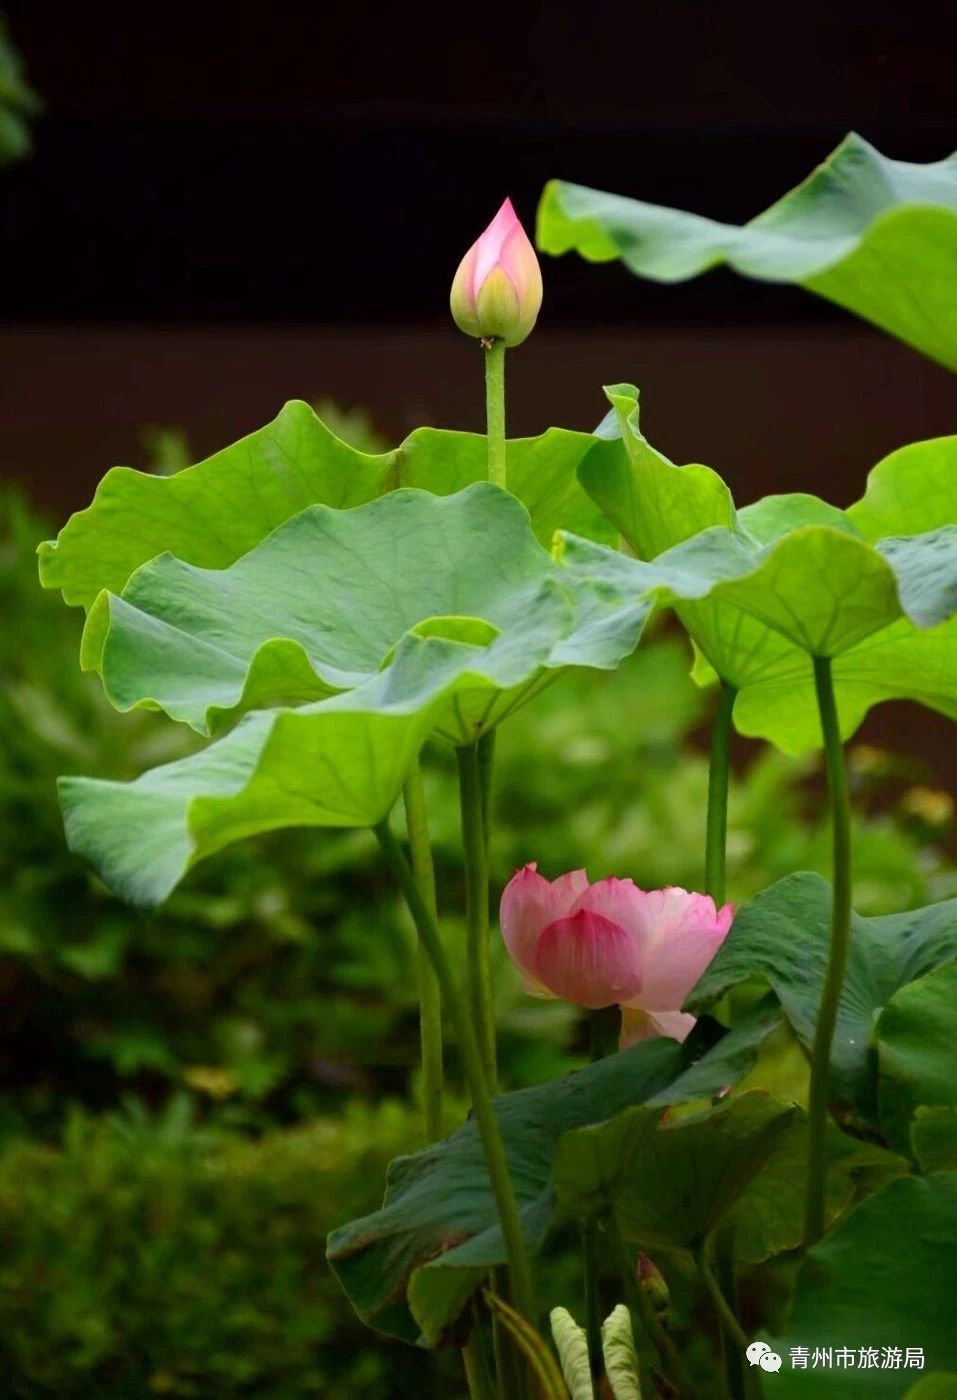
[586,384,736,559]
[58,630,545,907]
[38,401,620,611]
[552,1092,901,1266]
[877,958,957,1154]
[78,485,650,737]
[733,617,957,754]
[848,435,957,539]
[326,1007,784,1346]
[739,493,863,543]
[567,518,957,653]
[572,385,957,752]
[911,1108,957,1175]
[767,1174,957,1397]
[537,132,957,371]
[688,873,957,1126]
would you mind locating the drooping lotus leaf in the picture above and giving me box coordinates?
[326,1007,783,1346]
[77,485,650,736]
[37,400,620,611]
[688,873,957,1126]
[552,1092,901,1266]
[60,643,441,908]
[537,132,957,371]
[876,957,957,1154]
[766,1173,957,1398]
[566,384,957,753]
[60,574,642,911]
[561,518,957,657]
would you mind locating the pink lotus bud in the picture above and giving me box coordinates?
[637,1254,670,1318]
[499,866,732,1041]
[450,198,543,348]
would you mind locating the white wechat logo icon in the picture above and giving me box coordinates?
[746,1341,783,1373]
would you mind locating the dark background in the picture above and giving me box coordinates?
[4,0,957,324]
[1,1,955,514]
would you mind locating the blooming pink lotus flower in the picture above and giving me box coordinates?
[450,198,543,348]
[499,864,733,1046]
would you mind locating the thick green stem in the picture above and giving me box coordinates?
[700,1241,755,1400]
[402,764,444,1143]
[705,680,737,905]
[464,1310,497,1400]
[609,1217,697,1400]
[716,1231,746,1400]
[457,743,498,1091]
[583,1222,603,1380]
[477,729,496,857]
[374,821,536,1326]
[484,339,507,489]
[805,654,853,1245]
[491,1267,525,1400]
[589,1005,620,1062]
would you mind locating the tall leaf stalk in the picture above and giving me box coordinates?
[374,822,536,1324]
[457,744,498,1089]
[805,655,853,1243]
[705,680,737,906]
[704,680,747,1398]
[402,765,444,1142]
[456,339,508,1094]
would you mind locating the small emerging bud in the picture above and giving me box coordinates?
[450,198,543,348]
[638,1253,670,1318]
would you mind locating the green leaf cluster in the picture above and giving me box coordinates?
[327,1010,783,1343]
[328,868,957,1359]
[38,413,650,906]
[558,384,957,753]
[690,872,957,1154]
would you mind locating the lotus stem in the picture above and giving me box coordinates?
[485,339,507,489]
[457,743,498,1090]
[477,729,496,857]
[402,763,444,1143]
[463,1301,498,1400]
[705,680,737,906]
[716,1229,747,1400]
[483,1289,567,1399]
[589,1005,620,1062]
[805,654,853,1244]
[374,821,536,1327]
[700,1239,754,1400]
[609,1215,697,1399]
[582,1221,603,1380]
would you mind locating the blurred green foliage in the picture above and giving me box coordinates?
[0,16,40,166]
[0,1094,464,1398]
[1,410,954,1392]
